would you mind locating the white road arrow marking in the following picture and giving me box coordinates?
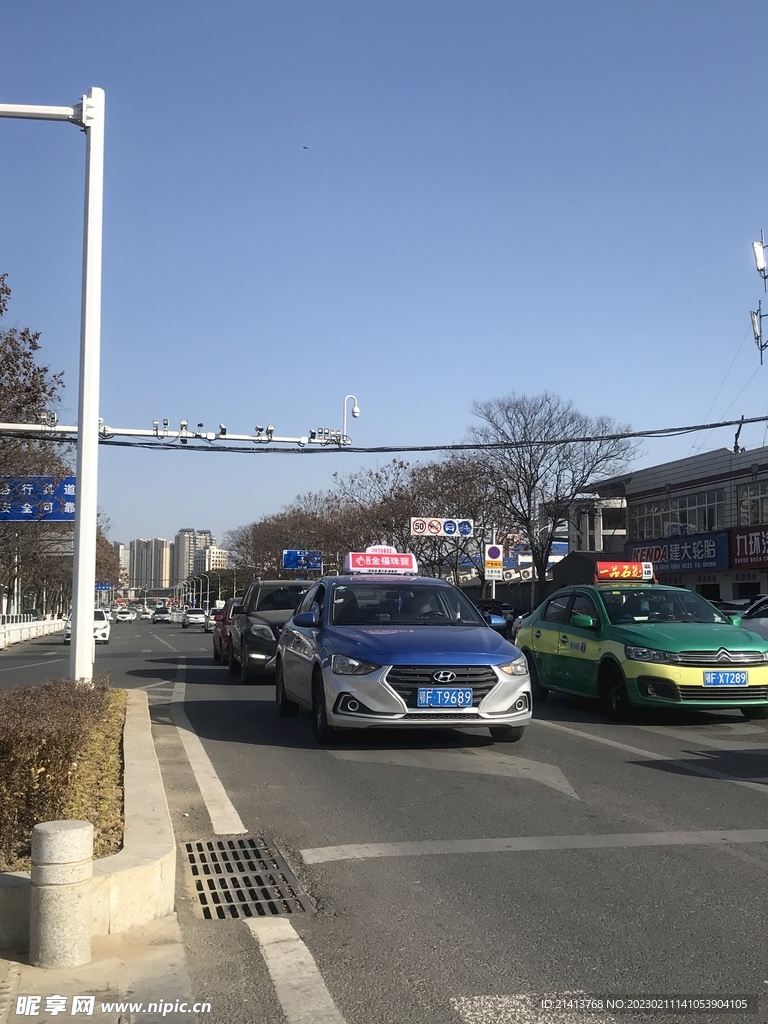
[331,747,579,799]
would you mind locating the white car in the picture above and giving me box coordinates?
[140,609,152,620]
[63,609,111,644]
[115,608,132,623]
[738,597,768,641]
[182,608,206,628]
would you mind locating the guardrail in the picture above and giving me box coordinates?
[0,617,64,649]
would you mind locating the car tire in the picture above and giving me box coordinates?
[600,664,632,721]
[740,706,768,720]
[182,622,187,629]
[275,662,299,718]
[228,646,240,675]
[525,652,548,701]
[240,657,252,685]
[312,672,336,745]
[489,725,524,743]
[213,643,221,663]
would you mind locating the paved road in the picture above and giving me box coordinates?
[4,626,768,1023]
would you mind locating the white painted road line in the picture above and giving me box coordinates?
[533,718,768,795]
[171,660,246,835]
[332,748,579,799]
[151,631,178,652]
[246,918,347,1024]
[0,657,65,673]
[301,827,768,864]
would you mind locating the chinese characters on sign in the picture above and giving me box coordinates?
[595,562,654,581]
[16,995,95,1015]
[344,545,418,574]
[731,524,768,568]
[625,532,729,573]
[0,477,76,522]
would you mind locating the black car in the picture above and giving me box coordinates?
[229,580,312,683]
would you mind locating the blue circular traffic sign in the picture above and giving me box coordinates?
[458,520,473,536]
[443,519,457,535]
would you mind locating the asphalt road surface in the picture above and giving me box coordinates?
[4,624,768,1024]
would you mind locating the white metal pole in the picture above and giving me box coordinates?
[69,89,105,684]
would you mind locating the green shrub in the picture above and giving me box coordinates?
[0,678,125,870]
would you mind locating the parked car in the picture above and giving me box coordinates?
[736,596,768,642]
[182,608,206,628]
[63,609,111,645]
[152,608,172,624]
[205,607,224,632]
[229,580,312,683]
[212,599,236,665]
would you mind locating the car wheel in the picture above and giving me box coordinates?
[525,652,548,701]
[740,706,768,720]
[312,672,335,745]
[182,622,187,629]
[213,643,221,663]
[489,725,524,742]
[275,662,299,717]
[600,664,632,721]
[228,647,240,676]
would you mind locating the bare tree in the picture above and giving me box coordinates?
[469,392,636,602]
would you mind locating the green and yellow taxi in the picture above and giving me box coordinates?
[516,567,768,719]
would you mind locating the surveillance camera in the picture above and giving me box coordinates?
[219,424,226,435]
[197,422,204,429]
[255,425,263,434]
[180,419,188,431]
[163,418,169,428]
[352,405,360,418]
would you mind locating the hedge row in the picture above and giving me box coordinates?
[0,679,126,871]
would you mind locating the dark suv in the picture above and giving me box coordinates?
[229,580,311,683]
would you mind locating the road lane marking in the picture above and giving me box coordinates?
[151,631,178,651]
[245,918,347,1024]
[300,827,768,864]
[532,718,768,795]
[0,658,65,673]
[331,748,578,799]
[632,722,768,751]
[171,660,246,835]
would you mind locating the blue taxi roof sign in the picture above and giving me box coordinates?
[344,545,418,575]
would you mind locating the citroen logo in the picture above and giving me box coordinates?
[433,670,457,683]
[715,649,732,663]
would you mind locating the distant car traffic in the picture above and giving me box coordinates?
[204,607,223,632]
[152,608,172,624]
[229,580,311,683]
[212,599,235,665]
[115,608,132,623]
[64,609,111,645]
[182,608,206,628]
[275,553,531,745]
[140,609,152,620]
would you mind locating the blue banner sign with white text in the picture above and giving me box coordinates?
[282,549,323,571]
[0,476,76,522]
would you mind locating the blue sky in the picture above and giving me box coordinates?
[1,1,767,546]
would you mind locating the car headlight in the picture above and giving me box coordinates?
[249,623,275,641]
[497,655,529,676]
[331,654,380,675]
[624,646,680,664]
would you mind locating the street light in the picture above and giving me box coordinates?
[0,89,105,684]
[200,573,210,612]
[342,395,361,443]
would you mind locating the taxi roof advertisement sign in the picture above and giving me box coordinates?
[624,531,729,573]
[595,561,653,581]
[344,546,418,574]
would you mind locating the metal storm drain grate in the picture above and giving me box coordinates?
[185,836,313,919]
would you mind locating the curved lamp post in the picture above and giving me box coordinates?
[342,395,360,443]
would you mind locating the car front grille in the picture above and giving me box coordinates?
[400,712,483,720]
[677,685,768,702]
[385,665,499,709]
[678,650,767,667]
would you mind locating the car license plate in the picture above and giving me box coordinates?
[417,687,473,708]
[703,670,748,687]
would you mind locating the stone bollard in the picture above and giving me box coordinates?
[29,820,93,968]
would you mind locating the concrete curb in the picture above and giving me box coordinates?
[0,689,176,951]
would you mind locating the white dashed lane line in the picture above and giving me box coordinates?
[0,658,65,673]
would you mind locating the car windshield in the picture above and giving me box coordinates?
[94,610,107,621]
[330,583,486,626]
[600,588,729,625]
[254,586,310,612]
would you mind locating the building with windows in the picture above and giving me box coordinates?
[192,545,229,574]
[129,538,171,590]
[594,445,768,601]
[171,529,215,583]
[567,496,627,554]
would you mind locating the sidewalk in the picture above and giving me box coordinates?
[0,916,195,1024]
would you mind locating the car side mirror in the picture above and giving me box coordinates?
[232,605,245,615]
[571,613,597,629]
[293,609,319,628]
[728,614,742,627]
[487,613,507,633]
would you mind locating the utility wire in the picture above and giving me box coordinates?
[688,327,748,455]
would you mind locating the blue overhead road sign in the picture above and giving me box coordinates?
[0,476,76,522]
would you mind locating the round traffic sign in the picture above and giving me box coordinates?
[487,545,501,560]
[443,519,457,535]
[411,518,426,534]
[458,520,472,536]
[427,519,442,535]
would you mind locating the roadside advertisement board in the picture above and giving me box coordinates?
[730,524,768,569]
[624,531,729,573]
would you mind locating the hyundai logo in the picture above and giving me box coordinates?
[433,670,457,683]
